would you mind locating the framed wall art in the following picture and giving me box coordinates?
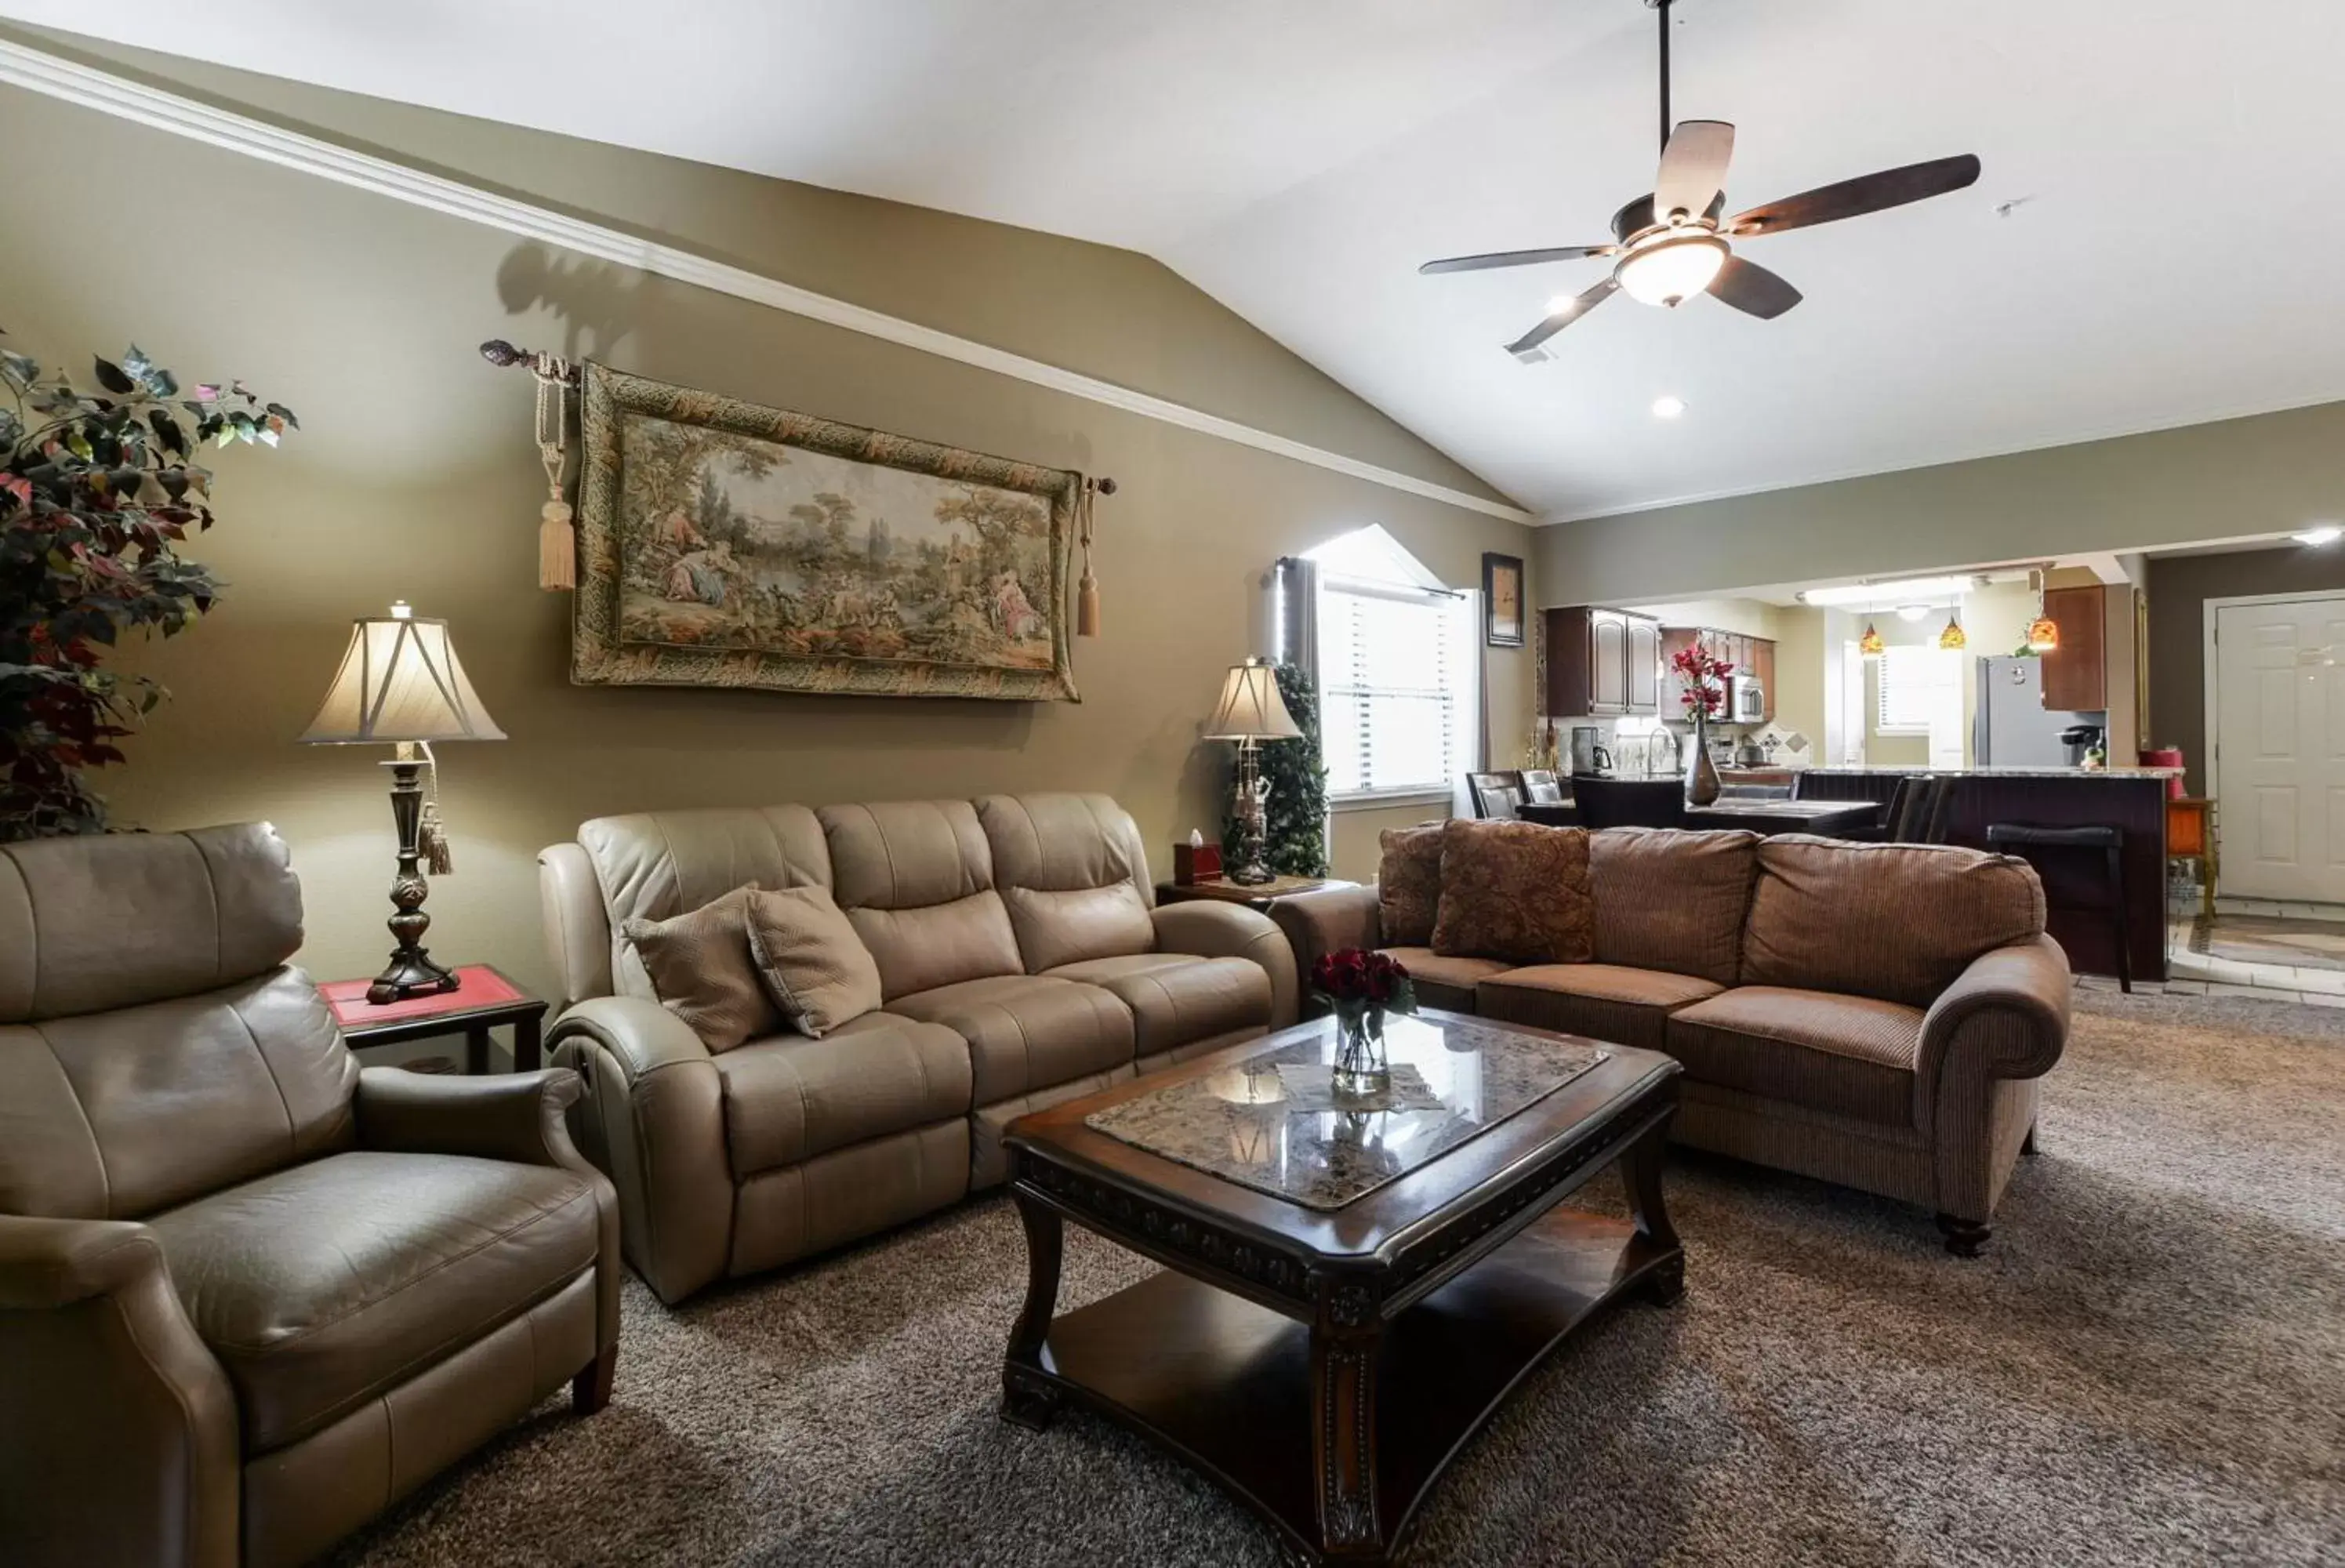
[1483,552,1526,648]
[572,362,1080,701]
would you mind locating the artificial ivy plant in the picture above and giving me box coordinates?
[1224,659,1330,878]
[0,332,295,840]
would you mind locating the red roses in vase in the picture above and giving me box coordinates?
[1310,948,1419,1019]
[1312,948,1416,1096]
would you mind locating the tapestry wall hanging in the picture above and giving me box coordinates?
[573,362,1080,701]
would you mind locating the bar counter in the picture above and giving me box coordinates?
[1795,767,2171,982]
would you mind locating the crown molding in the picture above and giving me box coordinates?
[0,38,1533,525]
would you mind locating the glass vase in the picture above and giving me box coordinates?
[1332,1005,1390,1101]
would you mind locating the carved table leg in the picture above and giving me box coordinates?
[1001,1185,1065,1429]
[1310,1277,1386,1561]
[1621,1116,1685,1306]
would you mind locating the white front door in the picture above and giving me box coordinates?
[2215,597,2345,901]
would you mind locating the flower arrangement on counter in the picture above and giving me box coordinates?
[1672,638,1736,720]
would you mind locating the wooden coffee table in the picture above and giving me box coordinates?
[1000,1009,1683,1566]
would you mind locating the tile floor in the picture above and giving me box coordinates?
[2098,891,2345,1004]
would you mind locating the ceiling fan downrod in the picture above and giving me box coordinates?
[1651,0,1673,158]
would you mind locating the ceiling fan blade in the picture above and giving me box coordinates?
[1419,245,1616,276]
[1727,153,1982,237]
[1506,276,1619,358]
[1653,119,1736,224]
[1708,255,1802,319]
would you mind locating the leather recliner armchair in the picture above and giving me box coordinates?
[0,824,622,1568]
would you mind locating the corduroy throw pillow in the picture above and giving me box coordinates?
[619,883,777,1052]
[1430,818,1595,965]
[745,885,884,1038]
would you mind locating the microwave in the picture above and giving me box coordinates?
[1729,676,1766,723]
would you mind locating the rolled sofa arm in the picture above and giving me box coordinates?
[1150,901,1300,1029]
[547,996,731,1305]
[0,1215,241,1568]
[1265,884,1385,1018]
[1918,933,2074,1094]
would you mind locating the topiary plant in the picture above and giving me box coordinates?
[0,332,295,840]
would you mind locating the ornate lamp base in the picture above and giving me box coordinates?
[368,757,464,1005]
[1226,739,1276,884]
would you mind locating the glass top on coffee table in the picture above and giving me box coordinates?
[1084,1014,1609,1210]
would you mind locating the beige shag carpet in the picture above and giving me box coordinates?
[334,989,2345,1568]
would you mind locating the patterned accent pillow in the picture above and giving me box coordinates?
[1378,824,1446,948]
[619,883,778,1052]
[744,886,884,1038]
[1430,819,1595,965]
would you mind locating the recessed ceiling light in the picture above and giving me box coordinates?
[1651,395,1687,419]
[1547,295,1577,316]
[2294,525,2343,546]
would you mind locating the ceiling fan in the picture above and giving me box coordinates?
[1420,0,1981,360]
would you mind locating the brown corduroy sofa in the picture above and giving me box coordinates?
[1271,829,2071,1254]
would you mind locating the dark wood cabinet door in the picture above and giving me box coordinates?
[2040,586,2106,710]
[1626,617,1661,713]
[1591,611,1629,713]
[1754,638,1777,722]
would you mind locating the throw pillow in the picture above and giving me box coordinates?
[1430,818,1595,965]
[1378,824,1445,947]
[745,886,884,1038]
[619,883,777,1052]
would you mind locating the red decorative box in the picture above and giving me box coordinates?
[1173,842,1223,885]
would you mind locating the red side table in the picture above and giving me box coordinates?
[319,964,546,1074]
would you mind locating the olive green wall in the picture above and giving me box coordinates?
[0,36,1534,1002]
[1537,401,2345,608]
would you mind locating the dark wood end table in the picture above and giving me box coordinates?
[1000,1010,1682,1565]
[319,963,546,1074]
[1157,874,1359,912]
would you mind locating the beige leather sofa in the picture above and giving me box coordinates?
[0,825,621,1568]
[1272,829,2071,1254]
[539,793,1296,1303]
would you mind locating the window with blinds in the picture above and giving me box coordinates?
[1317,575,1473,797]
[1877,645,1958,733]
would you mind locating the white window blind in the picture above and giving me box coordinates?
[1318,576,1473,797]
[1878,646,1958,733]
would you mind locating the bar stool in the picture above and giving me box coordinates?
[1984,822,2131,992]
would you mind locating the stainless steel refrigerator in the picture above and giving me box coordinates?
[1973,655,2102,768]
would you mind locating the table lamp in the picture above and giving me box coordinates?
[300,602,505,1002]
[1203,658,1301,886]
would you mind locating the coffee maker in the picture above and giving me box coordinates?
[1569,724,1614,776]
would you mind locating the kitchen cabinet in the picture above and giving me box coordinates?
[1545,606,1662,717]
[2040,586,2106,711]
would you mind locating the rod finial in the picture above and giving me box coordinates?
[479,339,528,368]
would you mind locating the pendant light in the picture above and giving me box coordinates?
[2025,565,2060,652]
[1938,611,1968,652]
[1860,622,1886,657]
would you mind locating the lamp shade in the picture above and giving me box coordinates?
[1203,660,1301,742]
[300,604,506,744]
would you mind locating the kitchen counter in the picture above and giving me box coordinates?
[1804,764,2182,779]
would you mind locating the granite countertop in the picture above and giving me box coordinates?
[1804,765,2181,779]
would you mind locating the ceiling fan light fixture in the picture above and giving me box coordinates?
[1615,232,1728,307]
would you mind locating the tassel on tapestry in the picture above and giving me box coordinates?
[534,354,576,590]
[1076,477,1113,638]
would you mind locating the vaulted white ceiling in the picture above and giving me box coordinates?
[8,0,2343,521]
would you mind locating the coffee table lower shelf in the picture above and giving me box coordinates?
[1018,1207,1675,1565]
